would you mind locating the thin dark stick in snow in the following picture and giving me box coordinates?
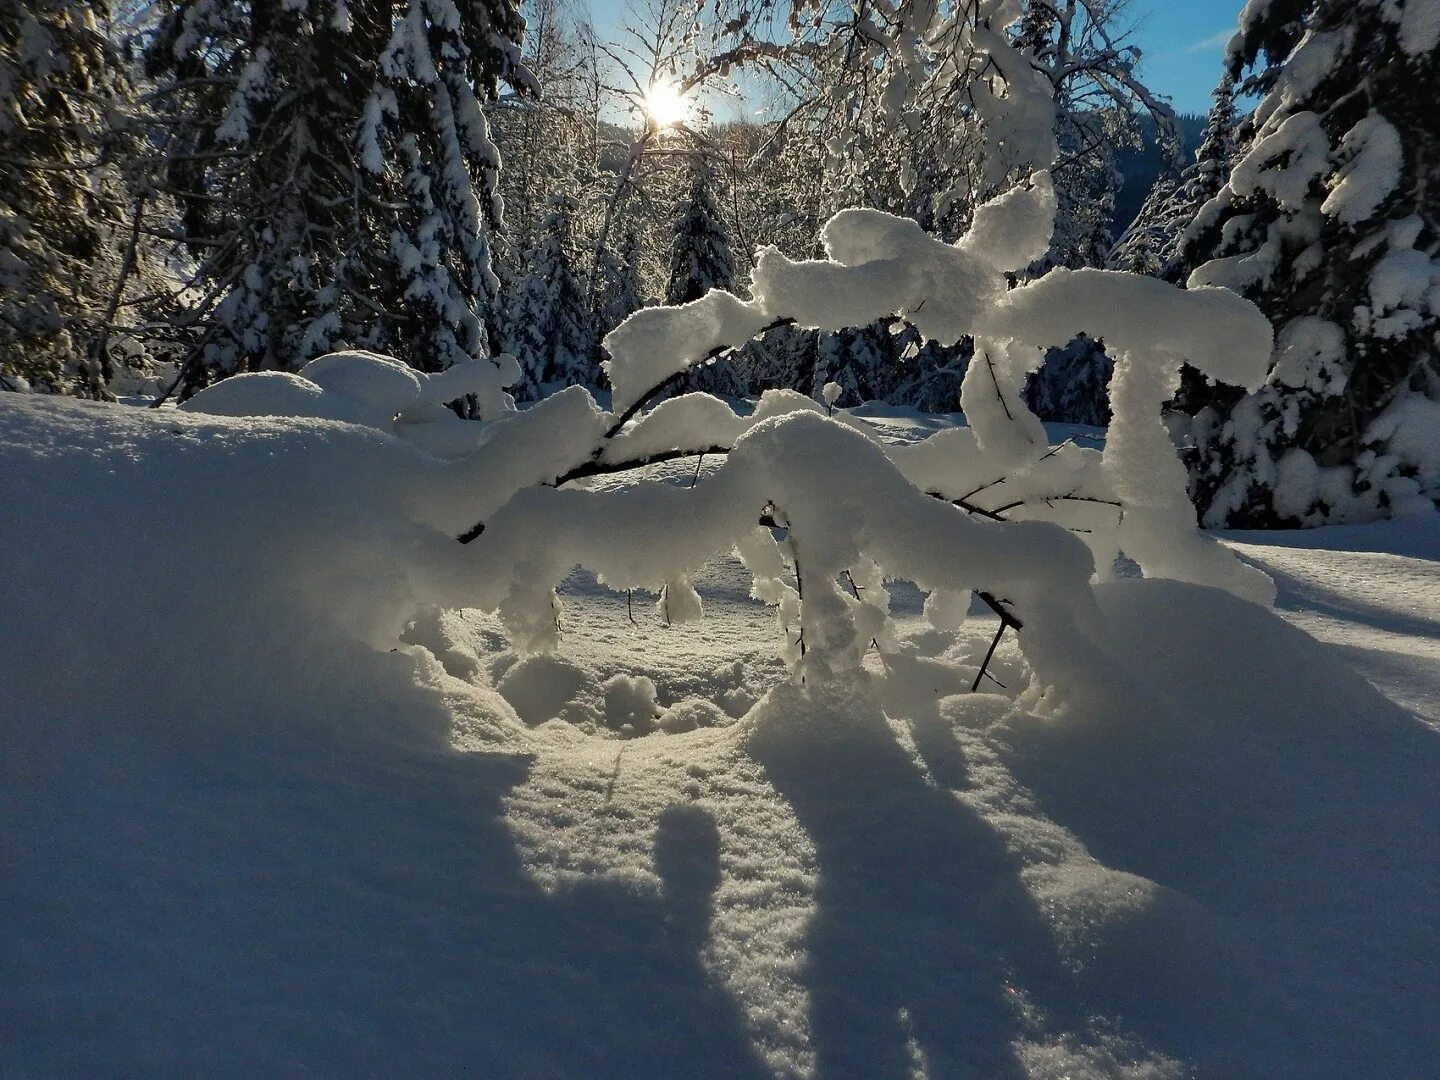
[926,489,1008,523]
[971,620,1008,693]
[844,570,882,655]
[985,350,1014,422]
[555,446,732,487]
[602,744,627,810]
[959,475,1007,502]
[627,589,638,626]
[790,542,806,661]
[690,454,705,488]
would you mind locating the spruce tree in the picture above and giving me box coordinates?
[1174,0,1440,526]
[0,1,134,397]
[815,322,896,406]
[666,169,744,395]
[147,0,533,409]
[1024,335,1112,427]
[1106,174,1177,276]
[503,193,593,398]
[665,170,736,305]
[1110,73,1240,279]
[594,227,644,336]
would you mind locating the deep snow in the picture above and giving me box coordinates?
[3,396,1439,1078]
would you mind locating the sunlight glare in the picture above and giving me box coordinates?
[643,79,690,129]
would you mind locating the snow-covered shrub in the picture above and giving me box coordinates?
[149,152,1276,715]
[433,170,1273,708]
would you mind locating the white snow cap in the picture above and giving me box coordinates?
[601,291,770,418]
[183,350,517,443]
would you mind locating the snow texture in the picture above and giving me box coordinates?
[4,397,1440,1078]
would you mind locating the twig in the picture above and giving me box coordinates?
[791,543,805,661]
[844,569,882,654]
[553,445,731,488]
[971,619,1008,693]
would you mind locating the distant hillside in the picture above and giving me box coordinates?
[1113,112,1206,235]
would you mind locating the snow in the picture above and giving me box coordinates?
[1384,0,1440,55]
[182,349,520,440]
[4,397,1440,1076]
[1365,394,1440,493]
[602,291,770,418]
[1322,112,1403,225]
[1270,315,1347,393]
[1228,110,1331,212]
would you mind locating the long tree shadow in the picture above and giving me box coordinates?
[2,718,769,1078]
[1248,556,1440,643]
[746,687,1088,1079]
[999,579,1440,1078]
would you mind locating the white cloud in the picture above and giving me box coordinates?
[1184,28,1235,54]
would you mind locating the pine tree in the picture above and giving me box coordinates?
[0,1,135,398]
[1110,73,1240,279]
[666,170,736,305]
[594,227,644,336]
[503,193,593,398]
[148,0,533,409]
[1173,0,1440,526]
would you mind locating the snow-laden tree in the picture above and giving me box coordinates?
[594,227,645,336]
[1109,72,1239,278]
[148,0,533,408]
[1015,0,1179,273]
[1173,0,1440,526]
[665,169,737,306]
[1024,334,1111,426]
[814,323,898,406]
[488,0,595,251]
[416,177,1271,694]
[504,193,594,398]
[0,1,137,398]
[171,0,1282,720]
[1106,173,1175,277]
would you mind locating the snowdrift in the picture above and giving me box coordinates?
[4,396,1439,1077]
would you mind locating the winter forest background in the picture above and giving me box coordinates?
[6,0,1438,527]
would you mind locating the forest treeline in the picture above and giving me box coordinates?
[3,0,1437,526]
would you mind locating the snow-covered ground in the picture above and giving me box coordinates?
[4,397,1438,1078]
[1224,519,1440,730]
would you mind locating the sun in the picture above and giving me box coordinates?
[643,79,690,129]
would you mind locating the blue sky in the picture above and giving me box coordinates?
[1123,0,1248,115]
[584,0,1247,118]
